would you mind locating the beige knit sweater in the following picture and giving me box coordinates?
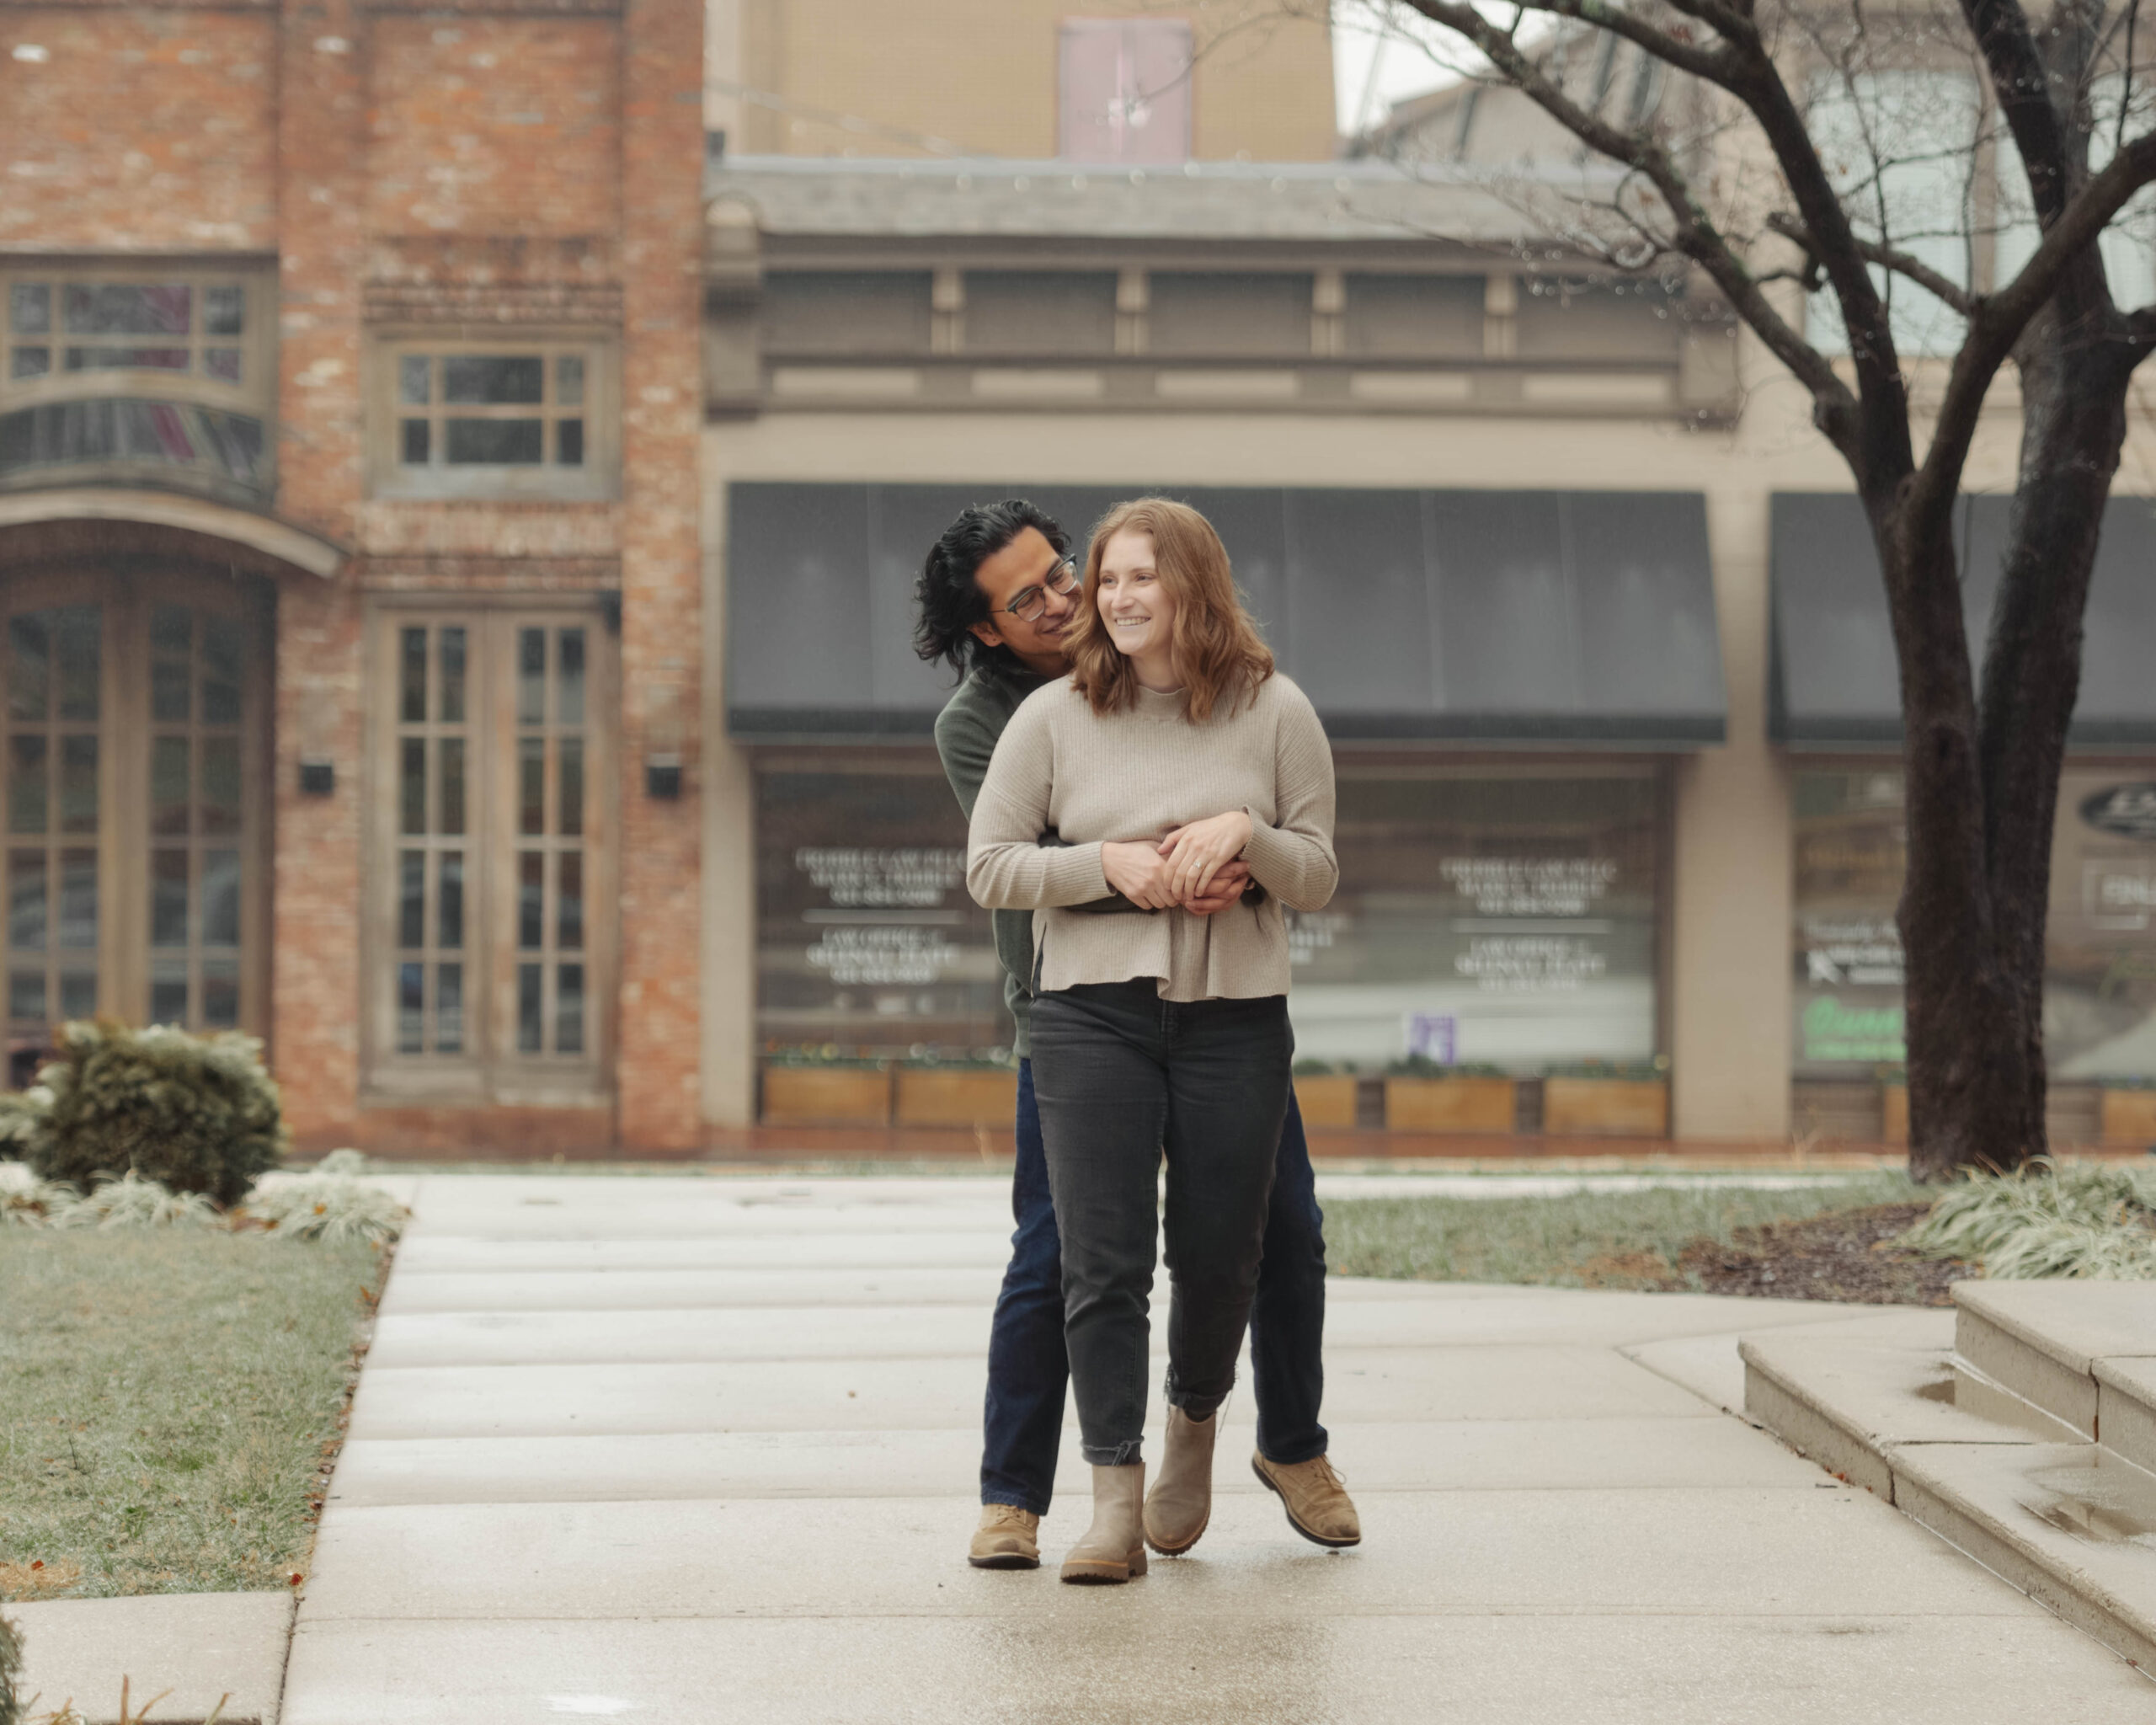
[965,672,1337,1001]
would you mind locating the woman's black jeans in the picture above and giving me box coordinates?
[1029,980,1292,1467]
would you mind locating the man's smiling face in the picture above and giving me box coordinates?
[966,526,1080,678]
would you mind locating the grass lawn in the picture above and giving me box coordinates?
[1324,1174,1928,1291]
[0,1229,384,1601]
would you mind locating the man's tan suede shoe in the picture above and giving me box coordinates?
[1251,1451,1362,1548]
[968,1504,1041,1569]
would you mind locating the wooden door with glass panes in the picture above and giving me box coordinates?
[0,569,270,1062]
[371,608,612,1102]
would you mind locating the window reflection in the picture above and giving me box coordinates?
[755,763,1006,1062]
[1292,773,1661,1071]
[1792,768,2156,1084]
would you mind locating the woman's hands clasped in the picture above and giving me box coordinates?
[1161,810,1253,903]
[1102,811,1255,915]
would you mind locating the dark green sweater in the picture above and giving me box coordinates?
[935,665,1048,1055]
[934,664,1138,1057]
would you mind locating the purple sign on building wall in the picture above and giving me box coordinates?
[1405,1012,1457,1065]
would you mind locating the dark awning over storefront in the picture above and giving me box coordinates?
[726,483,1726,745]
[1770,491,2156,749]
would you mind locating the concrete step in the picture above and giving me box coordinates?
[1953,1281,2156,1461]
[1743,1294,2156,1675]
[1890,1441,2156,1673]
[1739,1315,2073,1498]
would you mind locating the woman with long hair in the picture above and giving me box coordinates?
[966,497,1337,1583]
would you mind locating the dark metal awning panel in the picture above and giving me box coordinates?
[728,483,1727,745]
[1770,493,2156,749]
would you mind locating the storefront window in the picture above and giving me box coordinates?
[755,758,1007,1060]
[1289,769,1662,1071]
[1790,772,1909,1070]
[1791,767,2156,1079]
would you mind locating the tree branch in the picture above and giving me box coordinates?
[1916,128,2156,521]
[1738,56,1914,435]
[2119,0,2142,158]
[1520,0,1746,89]
[1961,0,2073,226]
[1490,0,1913,444]
[1394,0,1862,450]
[1766,211,1978,315]
[1611,0,1756,44]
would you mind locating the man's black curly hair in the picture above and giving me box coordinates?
[912,498,1069,683]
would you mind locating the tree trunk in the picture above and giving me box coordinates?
[1886,308,2133,1181]
[1879,495,2038,1179]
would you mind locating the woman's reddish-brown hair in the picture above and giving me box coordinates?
[1065,497,1274,722]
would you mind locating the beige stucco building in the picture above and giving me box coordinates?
[691,11,2156,1155]
[707,0,1337,163]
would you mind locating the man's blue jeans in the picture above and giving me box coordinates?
[980,1056,1328,1512]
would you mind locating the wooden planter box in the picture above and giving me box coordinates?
[1883,1086,1910,1145]
[1385,1076,1517,1135]
[894,1067,1018,1128]
[2100,1088,2156,1146]
[1543,1077,1668,1137]
[1293,1075,1360,1130]
[761,1065,891,1126]
[1888,1084,2103,1146]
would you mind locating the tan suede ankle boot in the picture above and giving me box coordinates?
[1059,1463,1148,1584]
[1143,1407,1217,1556]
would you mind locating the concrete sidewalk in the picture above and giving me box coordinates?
[280,1175,2153,1722]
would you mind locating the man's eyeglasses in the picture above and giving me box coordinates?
[1003,558,1081,623]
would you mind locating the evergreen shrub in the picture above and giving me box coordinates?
[13,1021,287,1208]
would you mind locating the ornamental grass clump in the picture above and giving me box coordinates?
[13,1022,286,1208]
[243,1168,405,1246]
[1901,1159,2156,1280]
[0,1165,75,1230]
[51,1171,220,1231]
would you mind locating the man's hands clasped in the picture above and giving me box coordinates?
[1101,810,1256,917]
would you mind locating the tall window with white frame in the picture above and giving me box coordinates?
[393,622,471,1059]
[0,574,268,1049]
[373,611,609,1097]
[515,625,589,1059]
[147,605,248,1029]
[6,607,100,1031]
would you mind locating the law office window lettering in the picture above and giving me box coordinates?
[755,763,1006,1060]
[1792,768,2156,1078]
[1285,770,1662,1072]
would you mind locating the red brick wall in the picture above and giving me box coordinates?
[270,0,370,1146]
[616,0,706,1149]
[0,0,706,1154]
[271,583,365,1145]
[0,8,278,251]
[366,18,622,238]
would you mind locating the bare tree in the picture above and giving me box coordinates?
[1329,0,2156,1178]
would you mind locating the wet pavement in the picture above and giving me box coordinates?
[279,1175,2154,1722]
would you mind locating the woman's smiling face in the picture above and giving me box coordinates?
[1096,528,1177,668]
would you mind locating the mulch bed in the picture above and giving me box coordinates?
[1673,1201,1972,1306]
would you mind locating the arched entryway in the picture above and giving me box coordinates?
[0,563,273,1059]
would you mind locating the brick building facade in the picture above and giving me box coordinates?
[41,2,2132,1159]
[0,0,703,1151]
